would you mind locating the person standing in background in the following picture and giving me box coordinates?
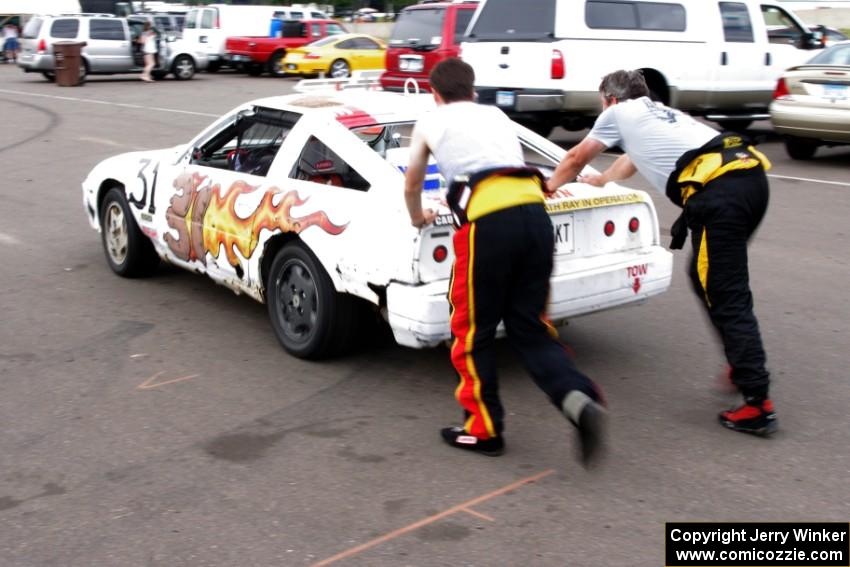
[3,23,20,64]
[138,22,157,83]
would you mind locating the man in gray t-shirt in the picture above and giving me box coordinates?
[548,70,777,438]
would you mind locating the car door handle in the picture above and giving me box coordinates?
[720,51,728,66]
[765,52,772,65]
[499,63,509,69]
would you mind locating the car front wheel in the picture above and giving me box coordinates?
[329,59,350,79]
[266,242,357,359]
[100,187,159,278]
[171,55,195,80]
[268,51,287,77]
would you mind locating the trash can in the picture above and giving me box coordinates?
[54,41,86,87]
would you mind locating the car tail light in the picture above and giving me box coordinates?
[604,220,615,237]
[38,39,47,54]
[629,217,639,233]
[551,49,564,80]
[772,78,790,100]
[433,245,448,263]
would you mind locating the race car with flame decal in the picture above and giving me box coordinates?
[82,90,673,359]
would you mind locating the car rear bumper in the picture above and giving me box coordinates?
[475,87,599,115]
[770,99,850,143]
[283,61,328,75]
[386,246,673,348]
[380,72,431,93]
[17,53,54,72]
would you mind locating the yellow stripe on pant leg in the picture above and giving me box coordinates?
[462,223,497,438]
[697,228,711,308]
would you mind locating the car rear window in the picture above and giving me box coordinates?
[467,0,556,41]
[50,18,80,39]
[808,44,850,65]
[23,17,43,39]
[390,8,445,47]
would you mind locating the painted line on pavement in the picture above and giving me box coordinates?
[310,469,555,566]
[0,232,21,245]
[0,88,218,118]
[137,370,202,390]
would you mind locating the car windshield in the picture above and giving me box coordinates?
[807,43,850,65]
[307,35,340,47]
[467,0,556,41]
[390,8,445,47]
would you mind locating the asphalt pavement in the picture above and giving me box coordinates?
[0,66,848,567]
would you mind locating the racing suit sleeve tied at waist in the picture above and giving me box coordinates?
[666,133,771,249]
[447,167,545,227]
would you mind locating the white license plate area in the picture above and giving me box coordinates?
[399,56,423,72]
[552,214,575,255]
[823,84,848,99]
[496,90,515,107]
[286,63,296,70]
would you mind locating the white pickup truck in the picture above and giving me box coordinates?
[461,0,825,136]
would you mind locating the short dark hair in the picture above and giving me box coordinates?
[429,58,475,103]
[599,70,650,102]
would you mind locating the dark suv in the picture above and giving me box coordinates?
[380,0,478,92]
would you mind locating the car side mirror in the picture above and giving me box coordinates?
[191,146,203,162]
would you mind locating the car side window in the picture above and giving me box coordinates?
[291,11,305,20]
[761,5,805,46]
[185,9,198,29]
[290,136,371,191]
[453,10,474,43]
[336,38,356,49]
[719,2,754,43]
[50,18,80,39]
[201,9,215,30]
[90,19,126,41]
[191,109,300,178]
[353,38,381,50]
[310,23,322,38]
[326,23,345,36]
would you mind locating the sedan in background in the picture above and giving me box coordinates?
[770,41,850,159]
[281,33,386,78]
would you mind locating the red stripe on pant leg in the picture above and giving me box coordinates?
[449,225,490,439]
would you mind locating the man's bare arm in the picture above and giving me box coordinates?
[546,137,607,192]
[578,153,637,187]
[404,135,436,228]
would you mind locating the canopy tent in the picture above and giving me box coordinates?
[0,0,81,15]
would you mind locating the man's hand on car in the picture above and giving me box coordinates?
[411,208,437,229]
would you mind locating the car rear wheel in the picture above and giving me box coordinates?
[268,51,287,77]
[784,136,819,160]
[266,242,358,359]
[100,187,159,278]
[171,55,195,80]
[329,59,350,79]
[42,71,55,82]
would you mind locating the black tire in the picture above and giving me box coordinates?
[171,55,195,80]
[714,119,752,132]
[329,58,350,79]
[99,187,159,278]
[266,242,358,359]
[784,136,818,160]
[79,59,88,84]
[206,60,221,73]
[42,71,56,82]
[268,50,287,77]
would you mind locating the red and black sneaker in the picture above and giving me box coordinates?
[718,399,778,436]
[440,427,505,456]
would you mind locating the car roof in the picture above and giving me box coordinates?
[249,91,436,127]
[314,33,383,42]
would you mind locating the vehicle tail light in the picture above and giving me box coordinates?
[604,220,615,237]
[433,245,448,263]
[38,39,47,54]
[551,49,564,80]
[628,217,639,233]
[304,52,320,59]
[772,78,790,100]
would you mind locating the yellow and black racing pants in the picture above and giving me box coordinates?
[448,180,600,440]
[684,167,770,398]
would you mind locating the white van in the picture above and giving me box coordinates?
[182,3,280,71]
[461,0,824,135]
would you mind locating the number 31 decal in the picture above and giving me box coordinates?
[129,158,159,214]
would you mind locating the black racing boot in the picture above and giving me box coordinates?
[440,427,505,456]
[562,391,608,468]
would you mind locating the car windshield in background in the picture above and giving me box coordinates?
[467,0,556,41]
[390,8,445,47]
[807,43,850,65]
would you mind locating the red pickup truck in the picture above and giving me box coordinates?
[226,19,348,77]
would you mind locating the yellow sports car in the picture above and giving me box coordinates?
[281,34,386,78]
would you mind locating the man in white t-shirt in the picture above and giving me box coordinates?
[404,58,607,465]
[548,70,776,437]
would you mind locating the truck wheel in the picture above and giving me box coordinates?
[784,136,818,160]
[268,51,287,77]
[100,187,159,278]
[42,71,56,82]
[266,242,358,359]
[329,59,350,79]
[206,60,221,73]
[171,55,195,80]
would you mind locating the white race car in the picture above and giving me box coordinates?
[82,90,673,359]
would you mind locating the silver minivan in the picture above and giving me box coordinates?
[18,14,206,81]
